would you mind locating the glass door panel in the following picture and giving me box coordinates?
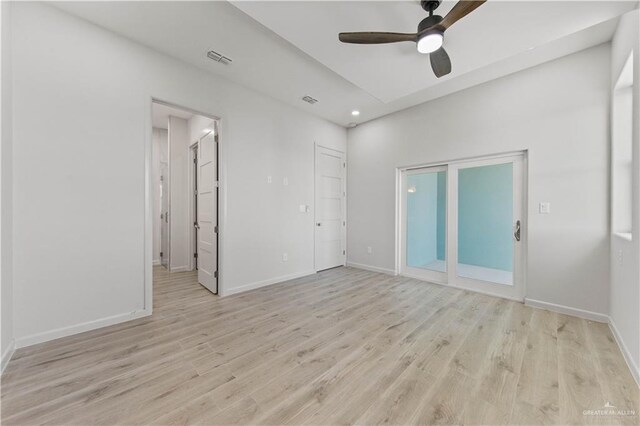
[457,163,513,285]
[406,170,447,272]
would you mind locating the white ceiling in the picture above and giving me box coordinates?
[53,1,637,127]
[152,102,194,130]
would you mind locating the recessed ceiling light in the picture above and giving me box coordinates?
[351,110,360,116]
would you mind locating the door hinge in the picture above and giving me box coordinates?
[343,250,346,255]
[343,162,346,168]
[214,271,218,278]
[194,252,198,258]
[214,226,219,233]
[160,251,163,257]
[160,175,164,182]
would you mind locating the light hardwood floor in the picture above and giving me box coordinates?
[2,266,638,425]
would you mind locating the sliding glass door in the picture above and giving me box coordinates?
[400,154,524,300]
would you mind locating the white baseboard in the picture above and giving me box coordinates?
[1,339,15,375]
[346,261,397,276]
[524,298,609,323]
[169,265,190,273]
[152,259,161,266]
[15,309,151,349]
[608,317,640,387]
[221,270,316,297]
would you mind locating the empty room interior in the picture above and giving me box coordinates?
[0,0,639,425]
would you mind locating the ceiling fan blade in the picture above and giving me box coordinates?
[339,32,417,44]
[439,0,486,31]
[430,47,452,78]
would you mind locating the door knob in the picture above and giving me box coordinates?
[514,220,521,242]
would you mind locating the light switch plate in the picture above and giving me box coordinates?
[539,202,550,214]
[283,177,289,186]
[267,176,272,184]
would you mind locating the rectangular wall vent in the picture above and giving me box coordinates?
[302,95,318,105]
[207,50,232,65]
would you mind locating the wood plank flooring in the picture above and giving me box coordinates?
[2,266,638,425]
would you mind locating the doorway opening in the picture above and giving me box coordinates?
[151,101,220,294]
[398,152,526,301]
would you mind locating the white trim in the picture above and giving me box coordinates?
[169,265,190,273]
[524,298,609,323]
[144,98,154,315]
[346,262,396,276]
[220,270,316,297]
[15,309,151,349]
[608,316,640,387]
[1,339,15,374]
[152,259,161,266]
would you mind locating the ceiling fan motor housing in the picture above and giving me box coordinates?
[418,14,443,33]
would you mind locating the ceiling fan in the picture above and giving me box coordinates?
[338,0,486,78]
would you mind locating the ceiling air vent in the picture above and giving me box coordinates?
[302,95,318,105]
[206,50,232,65]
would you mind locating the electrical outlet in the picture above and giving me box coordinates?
[283,253,288,262]
[367,246,372,254]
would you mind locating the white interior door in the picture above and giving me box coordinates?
[197,131,217,293]
[400,154,525,301]
[315,146,346,271]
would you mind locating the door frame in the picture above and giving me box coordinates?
[396,151,528,302]
[146,98,225,313]
[314,143,347,272]
[188,142,198,272]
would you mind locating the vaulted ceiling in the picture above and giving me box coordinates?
[54,1,637,127]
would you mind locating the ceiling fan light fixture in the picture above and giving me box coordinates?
[417,30,443,54]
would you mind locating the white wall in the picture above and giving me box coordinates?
[11,2,346,346]
[168,116,190,272]
[348,44,611,316]
[189,115,215,146]
[151,127,167,265]
[609,9,639,385]
[1,0,15,370]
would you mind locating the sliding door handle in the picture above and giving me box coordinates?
[514,220,521,242]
